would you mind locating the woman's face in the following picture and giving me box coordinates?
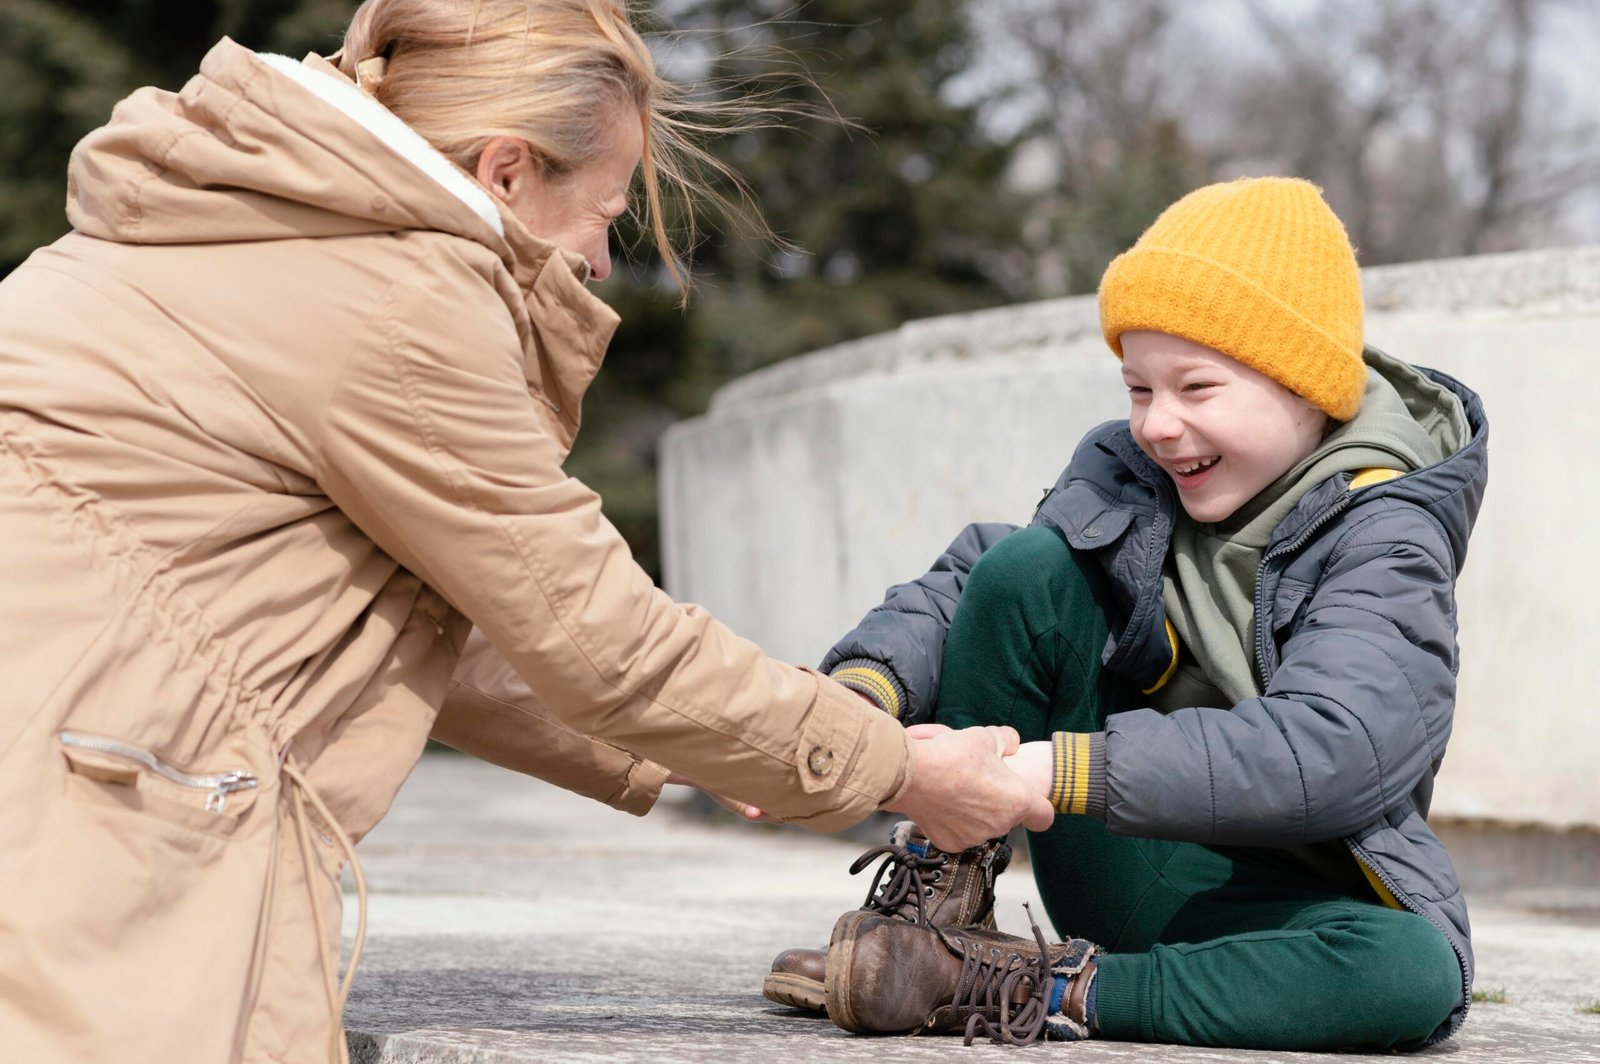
[477,114,642,282]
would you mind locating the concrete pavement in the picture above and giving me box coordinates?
[343,754,1600,1063]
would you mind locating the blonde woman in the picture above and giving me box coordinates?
[0,2,1052,1060]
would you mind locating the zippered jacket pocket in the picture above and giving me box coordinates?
[58,730,260,837]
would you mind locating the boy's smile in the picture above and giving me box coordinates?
[1121,331,1330,524]
[1170,455,1221,490]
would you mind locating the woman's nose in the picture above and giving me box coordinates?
[586,249,612,283]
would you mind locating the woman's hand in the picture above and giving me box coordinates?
[882,724,1055,851]
[665,773,768,822]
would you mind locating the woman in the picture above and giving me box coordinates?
[0,2,1051,1060]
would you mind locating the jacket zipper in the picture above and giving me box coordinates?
[1247,493,1470,1040]
[59,730,259,813]
[1252,493,1353,688]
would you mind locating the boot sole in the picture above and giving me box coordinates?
[823,910,875,1033]
[761,971,827,1013]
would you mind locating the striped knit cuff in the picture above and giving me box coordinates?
[828,658,907,720]
[1047,731,1107,819]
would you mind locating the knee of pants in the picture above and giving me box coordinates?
[1332,910,1461,1045]
[962,526,1093,621]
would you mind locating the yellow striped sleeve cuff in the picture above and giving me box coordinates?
[1047,731,1107,819]
[829,659,906,721]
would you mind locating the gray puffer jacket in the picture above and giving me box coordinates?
[822,362,1488,1044]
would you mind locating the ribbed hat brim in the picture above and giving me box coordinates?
[1100,245,1365,420]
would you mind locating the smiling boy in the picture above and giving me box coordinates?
[767,178,1488,1051]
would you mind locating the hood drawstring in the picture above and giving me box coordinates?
[282,759,368,1064]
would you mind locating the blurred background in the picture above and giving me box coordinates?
[5,0,1599,581]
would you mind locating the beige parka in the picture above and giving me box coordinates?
[0,40,910,1063]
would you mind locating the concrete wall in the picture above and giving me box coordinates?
[659,246,1600,829]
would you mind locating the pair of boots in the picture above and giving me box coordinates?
[763,821,1100,1046]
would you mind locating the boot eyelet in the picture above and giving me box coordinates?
[924,886,935,898]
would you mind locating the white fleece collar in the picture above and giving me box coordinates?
[257,52,504,238]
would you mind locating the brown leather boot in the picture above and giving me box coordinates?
[824,907,1100,1045]
[762,821,1011,1012]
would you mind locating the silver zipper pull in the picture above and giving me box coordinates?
[206,770,259,813]
[60,730,258,814]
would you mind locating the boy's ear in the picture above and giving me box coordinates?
[1302,398,1334,438]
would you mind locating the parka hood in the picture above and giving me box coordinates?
[66,38,592,292]
[62,37,620,439]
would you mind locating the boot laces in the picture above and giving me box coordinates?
[849,842,947,926]
[957,904,1053,1047]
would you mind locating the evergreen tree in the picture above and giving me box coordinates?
[663,0,1030,394]
[577,0,1030,577]
[0,0,349,274]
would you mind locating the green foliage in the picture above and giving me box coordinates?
[0,0,351,275]
[574,0,1035,578]
[1471,986,1509,1004]
[676,0,1031,369]
[1579,999,1600,1015]
[0,2,131,268]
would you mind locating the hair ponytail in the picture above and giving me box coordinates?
[332,0,767,296]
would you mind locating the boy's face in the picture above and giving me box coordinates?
[1122,331,1329,524]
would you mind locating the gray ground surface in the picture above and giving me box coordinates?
[343,755,1600,1063]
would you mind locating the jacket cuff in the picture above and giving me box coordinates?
[781,669,912,832]
[828,658,908,721]
[610,757,671,817]
[1048,731,1107,820]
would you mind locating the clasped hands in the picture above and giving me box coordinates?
[673,722,1059,853]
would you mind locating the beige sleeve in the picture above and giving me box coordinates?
[314,252,909,832]
[432,629,669,816]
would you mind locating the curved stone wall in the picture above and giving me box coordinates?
[660,246,1600,829]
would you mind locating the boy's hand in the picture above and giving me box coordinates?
[883,724,1055,851]
[1003,740,1055,801]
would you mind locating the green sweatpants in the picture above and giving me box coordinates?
[934,526,1460,1051]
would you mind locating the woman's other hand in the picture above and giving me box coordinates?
[666,773,769,822]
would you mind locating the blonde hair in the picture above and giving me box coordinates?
[337,0,734,293]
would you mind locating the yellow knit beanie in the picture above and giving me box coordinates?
[1098,177,1366,420]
